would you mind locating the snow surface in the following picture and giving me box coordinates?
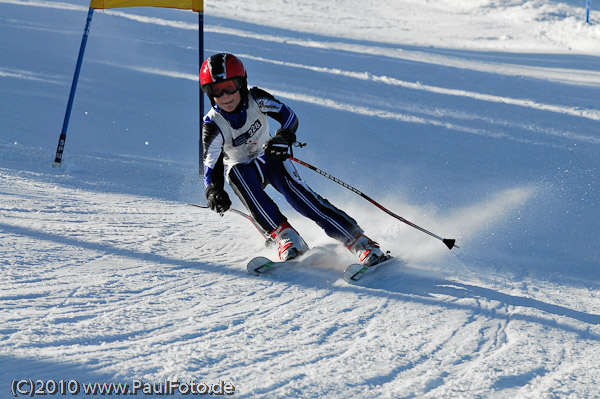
[1,0,600,397]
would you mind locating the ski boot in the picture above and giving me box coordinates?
[346,233,385,266]
[270,221,309,261]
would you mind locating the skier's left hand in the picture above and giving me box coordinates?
[205,184,232,214]
[264,129,296,160]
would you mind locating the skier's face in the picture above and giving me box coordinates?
[214,90,241,113]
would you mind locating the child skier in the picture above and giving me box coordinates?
[200,53,386,266]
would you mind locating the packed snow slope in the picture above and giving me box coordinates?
[1,0,600,398]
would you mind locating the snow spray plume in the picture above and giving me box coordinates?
[288,155,458,250]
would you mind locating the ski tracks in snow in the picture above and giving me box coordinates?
[2,168,600,397]
[2,2,600,397]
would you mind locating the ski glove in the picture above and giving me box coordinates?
[264,129,297,160]
[205,184,232,214]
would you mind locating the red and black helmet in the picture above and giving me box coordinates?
[200,53,247,99]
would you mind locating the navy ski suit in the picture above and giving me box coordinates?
[202,87,362,244]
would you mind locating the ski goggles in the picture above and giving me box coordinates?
[203,78,243,98]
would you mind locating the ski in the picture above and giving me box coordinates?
[247,247,341,277]
[247,256,296,275]
[342,255,394,284]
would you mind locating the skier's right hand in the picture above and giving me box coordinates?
[205,184,232,214]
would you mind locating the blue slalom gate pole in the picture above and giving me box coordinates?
[53,7,94,167]
[198,10,204,177]
[587,0,591,23]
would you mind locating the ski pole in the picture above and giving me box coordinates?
[188,203,275,247]
[288,156,458,250]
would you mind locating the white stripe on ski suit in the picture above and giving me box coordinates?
[283,161,354,242]
[281,104,295,129]
[231,166,278,231]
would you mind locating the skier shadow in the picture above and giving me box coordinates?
[0,354,151,398]
[351,261,600,341]
[0,222,250,279]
